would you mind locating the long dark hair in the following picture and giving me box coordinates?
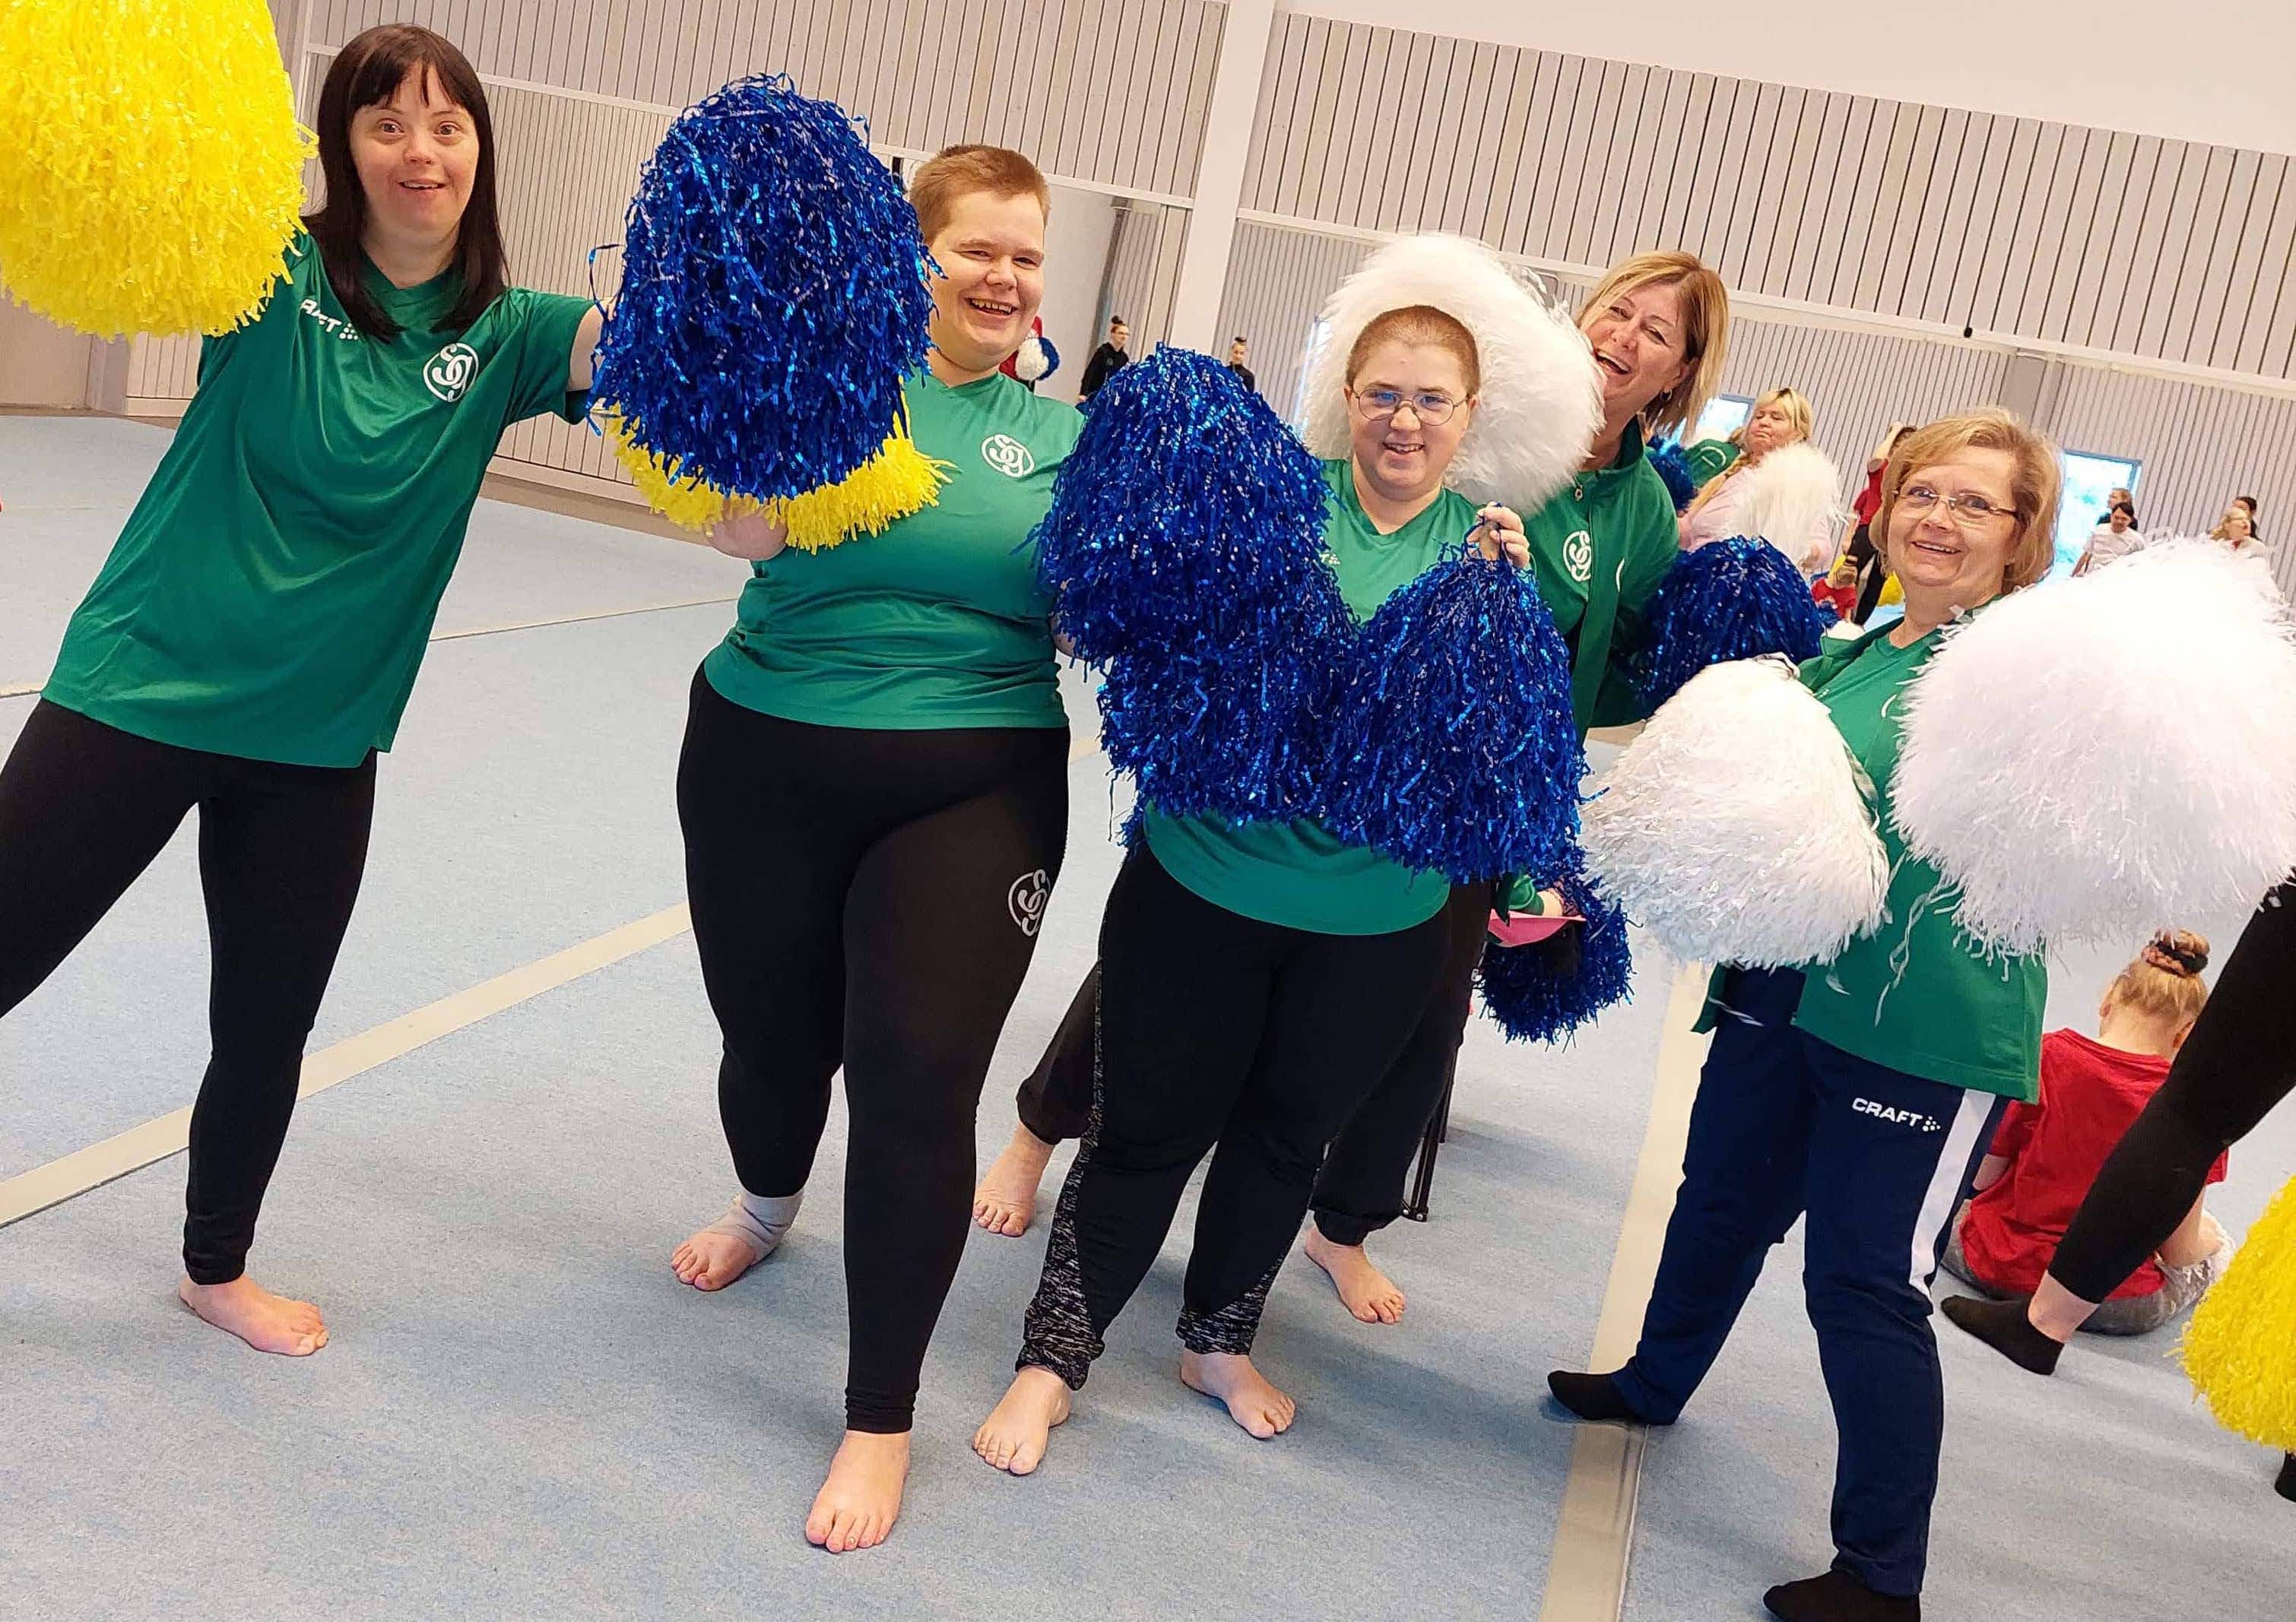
[305,26,506,340]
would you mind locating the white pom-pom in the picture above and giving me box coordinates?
[1894,541,2296,954]
[1014,334,1050,383]
[1300,233,1600,511]
[1734,442,1844,575]
[1584,658,1890,966]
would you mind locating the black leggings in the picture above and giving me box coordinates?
[2052,882,2296,1301]
[0,701,374,1284]
[1015,882,1489,1246]
[1018,847,1446,1386]
[677,670,1068,1433]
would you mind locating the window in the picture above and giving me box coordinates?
[1689,394,1752,445]
[1290,317,1332,432]
[2053,451,2142,578]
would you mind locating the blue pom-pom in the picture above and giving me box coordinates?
[1321,553,1584,884]
[1477,871,1635,1044]
[1035,347,1341,662]
[1630,537,1835,710]
[1649,439,1698,512]
[1036,334,1061,378]
[591,74,933,502]
[1035,347,1349,823]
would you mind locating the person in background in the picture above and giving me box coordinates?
[1226,335,1256,392]
[2096,485,2133,525]
[2234,493,2263,541]
[1682,424,1742,485]
[1942,932,2231,1336]
[1826,423,1914,623]
[1079,315,1130,399]
[2071,500,2142,575]
[1678,386,1830,570]
[2211,501,2272,562]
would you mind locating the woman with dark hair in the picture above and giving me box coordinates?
[0,24,600,1357]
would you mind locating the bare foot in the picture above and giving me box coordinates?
[804,1430,909,1554]
[972,1365,1072,1475]
[671,1226,766,1291]
[972,1124,1057,1237]
[176,1275,328,1356]
[1179,1349,1295,1439]
[1303,1227,1406,1325]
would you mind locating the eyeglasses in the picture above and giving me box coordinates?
[1898,483,2018,527]
[1351,388,1460,426]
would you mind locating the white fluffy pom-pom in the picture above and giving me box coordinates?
[1013,334,1050,382]
[1299,233,1600,511]
[1735,441,1845,575]
[1584,658,1890,966]
[1893,540,2296,954]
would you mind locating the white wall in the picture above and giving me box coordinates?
[1291,2,2296,157]
[1037,185,1121,407]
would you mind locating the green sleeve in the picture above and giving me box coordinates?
[1587,474,1688,727]
[1497,874,1544,916]
[1685,439,1739,484]
[506,289,596,426]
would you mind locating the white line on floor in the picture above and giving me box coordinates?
[1537,959,1713,1622]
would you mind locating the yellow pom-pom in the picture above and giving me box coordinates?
[605,411,731,531]
[607,398,948,548]
[2183,1174,2296,1450]
[766,423,950,552]
[0,0,312,337]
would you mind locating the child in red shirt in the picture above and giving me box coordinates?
[1942,930,2233,1335]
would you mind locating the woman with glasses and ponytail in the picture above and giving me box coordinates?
[1547,410,2063,1622]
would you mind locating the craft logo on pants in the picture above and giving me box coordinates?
[1854,1097,1942,1133]
[1008,869,1051,936]
[982,434,1035,478]
[424,342,480,403]
[1563,528,1594,584]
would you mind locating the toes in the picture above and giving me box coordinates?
[804,1507,832,1548]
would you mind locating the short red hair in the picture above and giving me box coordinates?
[909,144,1051,243]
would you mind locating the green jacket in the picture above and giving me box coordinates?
[1694,619,2046,1100]
[1521,418,1683,734]
[1683,436,1740,487]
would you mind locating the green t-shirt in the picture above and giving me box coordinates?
[1683,437,1741,486]
[44,235,593,768]
[1143,459,1476,936]
[1521,418,1682,733]
[702,369,1081,730]
[1696,619,2047,1099]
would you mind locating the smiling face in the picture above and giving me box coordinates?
[925,189,1046,374]
[1344,337,1477,507]
[2220,504,2254,542]
[1885,446,2022,613]
[1579,279,1695,428]
[350,67,477,249]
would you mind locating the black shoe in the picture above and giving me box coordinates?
[1939,1294,2063,1375]
[1764,1568,1920,1621]
[1545,1368,1660,1424]
[2276,1453,2295,1503]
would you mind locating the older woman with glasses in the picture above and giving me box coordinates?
[1549,410,2063,1622]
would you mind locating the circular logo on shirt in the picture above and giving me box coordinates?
[981,434,1035,478]
[1008,869,1052,936]
[424,342,481,403]
[1563,529,1595,584]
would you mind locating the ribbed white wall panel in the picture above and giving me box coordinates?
[1244,15,2296,381]
[1103,204,1190,349]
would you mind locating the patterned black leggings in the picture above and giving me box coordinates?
[1018,847,1445,1386]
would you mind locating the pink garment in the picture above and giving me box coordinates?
[1676,464,1836,575]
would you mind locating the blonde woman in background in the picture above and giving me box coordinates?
[1678,387,1833,569]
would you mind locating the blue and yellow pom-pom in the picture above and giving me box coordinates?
[607,403,947,550]
[0,0,310,336]
[2183,1175,2296,1451]
[591,73,934,507]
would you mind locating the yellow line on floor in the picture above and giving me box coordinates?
[0,596,743,699]
[0,903,693,1231]
[1537,959,1714,1622]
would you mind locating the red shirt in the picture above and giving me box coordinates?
[1958,1029,2228,1297]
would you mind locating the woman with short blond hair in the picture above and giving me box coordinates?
[1552,409,2063,1622]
